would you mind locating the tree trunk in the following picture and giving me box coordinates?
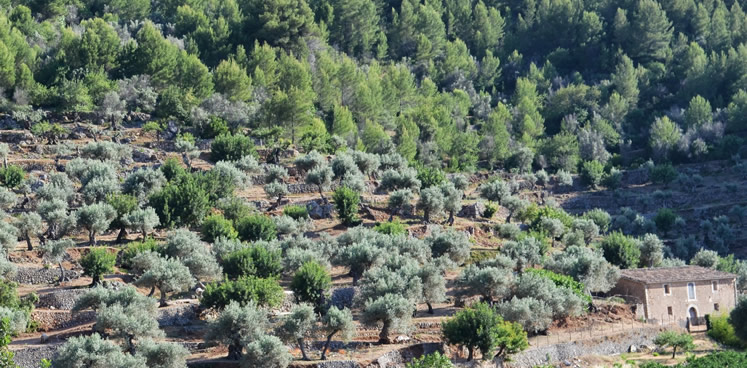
[298,338,310,360]
[148,286,155,297]
[116,227,127,243]
[378,321,391,344]
[58,262,65,283]
[423,210,430,223]
[26,236,33,251]
[467,346,474,361]
[427,302,434,314]
[389,210,395,222]
[160,288,168,307]
[319,188,326,204]
[320,332,337,360]
[89,230,96,246]
[228,343,242,360]
[447,211,455,226]
[90,275,100,287]
[672,347,677,359]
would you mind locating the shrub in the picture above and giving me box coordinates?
[442,302,528,361]
[580,160,604,188]
[149,176,210,228]
[406,352,453,368]
[416,166,445,189]
[650,163,678,185]
[482,203,497,219]
[211,133,257,162]
[290,261,331,309]
[80,247,116,286]
[525,268,592,305]
[235,214,277,242]
[708,313,744,348]
[654,208,677,234]
[601,231,640,269]
[120,238,160,270]
[374,220,407,235]
[201,214,238,243]
[333,186,360,226]
[0,165,25,189]
[221,244,282,279]
[282,205,308,220]
[201,276,284,309]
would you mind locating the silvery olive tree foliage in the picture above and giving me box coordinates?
[53,334,147,368]
[134,254,194,307]
[38,198,76,240]
[160,229,222,285]
[39,238,74,283]
[66,158,121,203]
[205,301,269,360]
[123,207,160,239]
[175,137,199,169]
[305,164,333,203]
[123,167,167,204]
[425,227,471,267]
[278,303,316,361]
[14,212,42,251]
[457,255,515,304]
[75,202,117,245]
[294,150,325,174]
[387,189,414,221]
[418,186,444,223]
[544,245,621,293]
[263,164,289,209]
[81,141,133,163]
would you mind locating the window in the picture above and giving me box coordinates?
[712,281,719,292]
[714,303,720,311]
[664,284,671,295]
[667,306,673,316]
[688,282,696,300]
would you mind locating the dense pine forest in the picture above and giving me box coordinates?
[0,0,744,169]
[2,0,747,367]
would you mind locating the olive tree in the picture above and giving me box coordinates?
[479,179,511,204]
[639,233,664,268]
[38,198,76,240]
[425,228,471,267]
[205,301,269,359]
[379,168,420,192]
[75,202,117,245]
[123,167,167,204]
[387,189,414,221]
[294,151,325,173]
[135,339,189,368]
[337,241,385,285]
[161,229,222,285]
[134,255,194,307]
[502,196,528,223]
[361,293,414,344]
[440,182,463,225]
[419,262,447,314]
[14,212,42,251]
[494,296,553,334]
[53,334,147,368]
[502,237,543,272]
[278,303,316,361]
[351,151,380,178]
[457,259,514,304]
[306,165,334,203]
[263,165,289,209]
[320,306,354,360]
[544,245,620,293]
[418,186,444,223]
[123,207,161,240]
[39,239,73,283]
[442,302,528,361]
[241,334,292,368]
[95,302,164,353]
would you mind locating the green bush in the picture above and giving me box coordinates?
[148,175,210,228]
[416,165,445,189]
[707,314,744,348]
[235,214,277,242]
[519,203,574,230]
[600,231,640,269]
[290,261,331,309]
[482,203,498,218]
[406,352,454,368]
[333,186,360,226]
[200,116,230,139]
[160,157,188,182]
[119,238,159,269]
[654,208,677,234]
[374,220,407,235]
[201,214,238,243]
[80,247,116,286]
[580,160,605,188]
[221,244,282,279]
[650,163,678,185]
[201,276,284,309]
[282,205,309,220]
[211,133,257,162]
[0,165,25,189]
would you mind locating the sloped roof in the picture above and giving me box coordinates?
[620,266,736,284]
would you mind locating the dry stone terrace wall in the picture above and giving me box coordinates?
[9,267,81,285]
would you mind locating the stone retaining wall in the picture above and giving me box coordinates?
[10,267,81,285]
[507,326,667,368]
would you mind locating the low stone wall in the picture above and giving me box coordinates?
[12,344,59,368]
[11,267,81,285]
[507,326,667,368]
[32,310,95,331]
[36,290,88,310]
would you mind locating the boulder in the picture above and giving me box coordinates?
[307,200,333,219]
[458,202,486,218]
[132,147,157,163]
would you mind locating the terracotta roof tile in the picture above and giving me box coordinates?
[620,266,736,284]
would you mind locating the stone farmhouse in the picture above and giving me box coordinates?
[611,266,737,329]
